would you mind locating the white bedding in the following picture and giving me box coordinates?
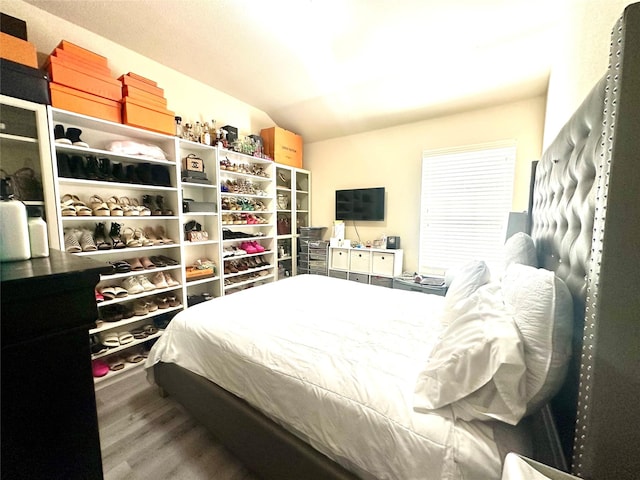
[146,274,529,480]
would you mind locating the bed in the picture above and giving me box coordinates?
[146,4,640,479]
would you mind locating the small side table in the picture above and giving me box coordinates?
[392,276,447,296]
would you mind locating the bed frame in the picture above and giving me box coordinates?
[154,4,640,479]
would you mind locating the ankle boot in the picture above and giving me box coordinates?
[84,155,100,180]
[54,124,71,144]
[111,162,126,183]
[125,165,139,183]
[68,155,87,179]
[94,222,112,250]
[135,162,152,185]
[98,157,114,181]
[65,127,89,147]
[56,152,72,177]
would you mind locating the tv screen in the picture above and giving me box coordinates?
[335,187,385,221]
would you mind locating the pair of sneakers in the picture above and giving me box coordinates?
[151,271,180,289]
[239,241,265,254]
[121,275,156,294]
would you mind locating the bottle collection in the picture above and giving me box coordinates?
[174,116,270,158]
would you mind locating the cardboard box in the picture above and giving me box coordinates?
[57,40,109,69]
[47,59,122,101]
[122,85,167,107]
[0,32,37,68]
[124,72,157,87]
[1,13,28,40]
[261,126,303,168]
[121,96,174,135]
[0,58,49,104]
[50,48,112,77]
[119,74,164,97]
[49,82,121,123]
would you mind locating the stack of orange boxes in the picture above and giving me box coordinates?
[46,40,122,123]
[119,73,175,135]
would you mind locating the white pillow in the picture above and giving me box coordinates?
[440,260,491,326]
[501,264,573,414]
[414,283,528,425]
[503,232,538,270]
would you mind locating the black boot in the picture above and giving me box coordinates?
[56,152,72,177]
[65,127,89,147]
[54,124,71,144]
[68,155,87,179]
[98,157,114,181]
[125,165,139,183]
[135,162,152,184]
[85,155,100,180]
[112,163,126,183]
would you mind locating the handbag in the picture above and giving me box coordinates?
[277,216,291,235]
[1,167,43,201]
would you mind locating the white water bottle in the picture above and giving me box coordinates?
[28,216,49,258]
[0,198,31,262]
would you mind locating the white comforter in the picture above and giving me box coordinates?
[146,274,520,479]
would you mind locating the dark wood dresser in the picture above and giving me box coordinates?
[1,249,108,479]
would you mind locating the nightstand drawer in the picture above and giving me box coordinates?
[349,250,370,273]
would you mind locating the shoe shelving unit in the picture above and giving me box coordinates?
[43,107,307,384]
[275,164,311,279]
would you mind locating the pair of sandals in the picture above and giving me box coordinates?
[101,331,133,348]
[98,285,128,300]
[60,194,92,216]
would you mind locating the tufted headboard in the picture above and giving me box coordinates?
[530,3,640,479]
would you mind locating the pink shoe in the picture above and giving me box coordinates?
[92,359,109,377]
[241,241,257,254]
[251,241,265,253]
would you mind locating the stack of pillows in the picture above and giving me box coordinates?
[413,232,574,425]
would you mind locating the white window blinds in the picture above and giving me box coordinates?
[419,142,516,273]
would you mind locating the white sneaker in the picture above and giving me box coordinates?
[152,272,168,289]
[137,275,156,292]
[164,272,180,287]
[122,276,144,294]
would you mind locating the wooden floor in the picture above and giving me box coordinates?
[95,365,259,480]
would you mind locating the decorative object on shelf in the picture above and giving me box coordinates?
[181,153,209,184]
[277,193,289,210]
[0,179,31,262]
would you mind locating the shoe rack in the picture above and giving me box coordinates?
[47,107,184,384]
[45,107,279,384]
[218,148,276,294]
[274,164,311,279]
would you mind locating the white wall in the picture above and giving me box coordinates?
[3,1,275,138]
[305,96,547,272]
[543,0,634,146]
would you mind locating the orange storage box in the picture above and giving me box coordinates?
[260,126,303,168]
[49,82,121,124]
[119,74,164,97]
[124,72,157,86]
[56,40,109,69]
[122,97,174,135]
[47,59,122,101]
[122,85,167,107]
[0,32,37,68]
[50,48,112,77]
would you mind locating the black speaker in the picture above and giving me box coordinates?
[387,236,400,249]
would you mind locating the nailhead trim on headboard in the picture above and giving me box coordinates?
[572,12,624,478]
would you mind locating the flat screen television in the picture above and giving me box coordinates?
[335,187,385,221]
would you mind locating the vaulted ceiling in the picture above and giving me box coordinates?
[24,0,562,142]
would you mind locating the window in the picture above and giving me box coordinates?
[418,142,516,274]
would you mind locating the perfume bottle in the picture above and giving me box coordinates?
[202,122,211,145]
[175,116,183,138]
[194,122,202,143]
